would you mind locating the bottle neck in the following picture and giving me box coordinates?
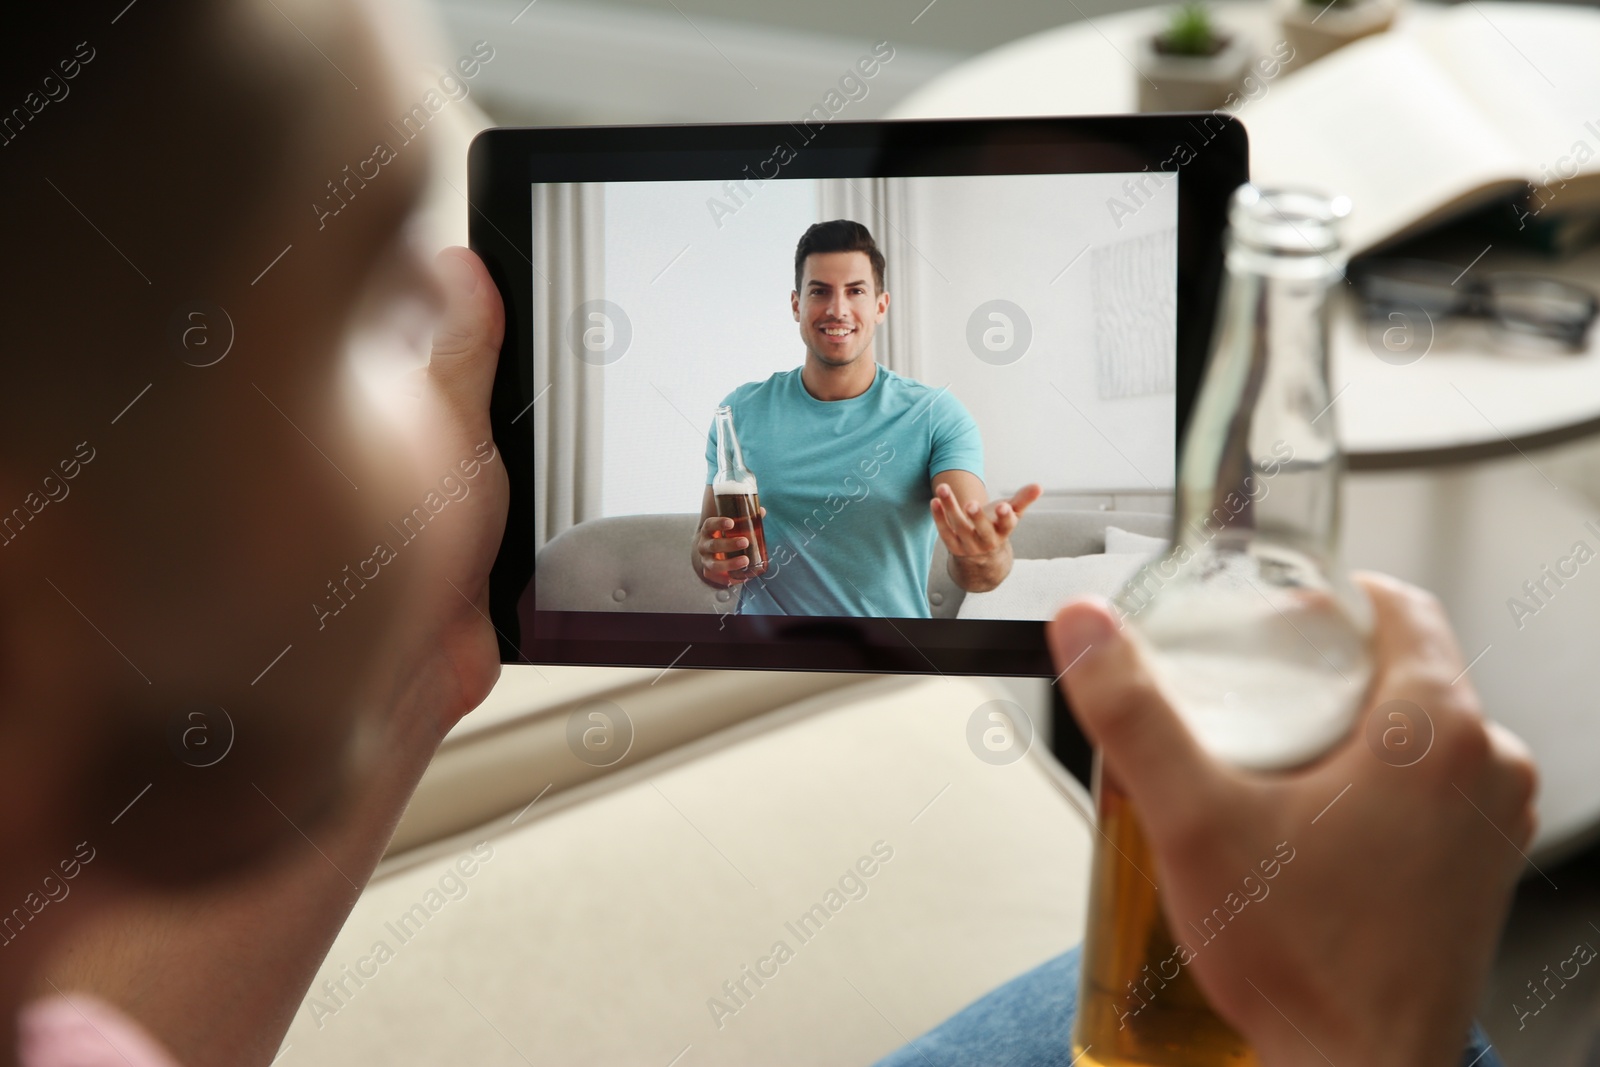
[714,410,749,480]
[1174,246,1344,565]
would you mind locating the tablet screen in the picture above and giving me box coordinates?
[473,118,1245,674]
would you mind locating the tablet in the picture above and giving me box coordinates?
[470,115,1247,677]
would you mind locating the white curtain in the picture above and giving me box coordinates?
[532,183,606,549]
[816,178,924,382]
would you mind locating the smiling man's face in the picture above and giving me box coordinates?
[792,251,889,369]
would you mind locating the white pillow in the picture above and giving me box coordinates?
[956,553,1153,622]
[1104,524,1169,557]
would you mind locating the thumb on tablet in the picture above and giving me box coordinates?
[1048,598,1218,834]
[428,247,504,409]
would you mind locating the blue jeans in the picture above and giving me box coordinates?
[873,945,1502,1067]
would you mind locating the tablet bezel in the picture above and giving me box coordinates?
[471,114,1247,677]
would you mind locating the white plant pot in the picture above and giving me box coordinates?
[1135,31,1254,113]
[1277,0,1400,68]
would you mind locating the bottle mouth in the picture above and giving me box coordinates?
[1228,185,1351,256]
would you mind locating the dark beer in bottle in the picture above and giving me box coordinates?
[711,405,768,581]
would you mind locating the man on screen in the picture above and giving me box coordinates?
[691,220,1042,617]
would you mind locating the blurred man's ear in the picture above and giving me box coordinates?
[0,0,294,439]
[0,0,423,888]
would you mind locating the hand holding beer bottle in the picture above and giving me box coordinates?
[1065,187,1536,1067]
[695,405,770,587]
[696,506,768,586]
[1047,578,1536,1067]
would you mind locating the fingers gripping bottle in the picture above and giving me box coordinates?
[1072,187,1375,1067]
[711,404,768,581]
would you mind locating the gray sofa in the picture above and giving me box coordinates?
[533,509,1172,618]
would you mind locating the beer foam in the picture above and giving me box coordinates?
[1132,584,1372,770]
[1150,646,1366,769]
[713,479,757,495]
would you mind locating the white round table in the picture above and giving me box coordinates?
[889,1,1600,471]
[889,2,1600,862]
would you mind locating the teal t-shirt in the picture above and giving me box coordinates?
[704,364,984,618]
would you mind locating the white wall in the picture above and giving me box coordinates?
[601,177,820,517]
[907,172,1178,498]
[598,170,1178,517]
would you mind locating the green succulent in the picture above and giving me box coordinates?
[1160,2,1221,55]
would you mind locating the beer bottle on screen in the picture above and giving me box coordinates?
[711,404,769,581]
[1072,186,1375,1067]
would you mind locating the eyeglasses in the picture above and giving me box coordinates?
[1354,259,1599,350]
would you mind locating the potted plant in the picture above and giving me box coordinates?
[1135,2,1253,112]
[1277,0,1400,68]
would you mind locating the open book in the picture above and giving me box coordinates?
[1242,2,1600,255]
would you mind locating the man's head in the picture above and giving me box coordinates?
[791,220,889,369]
[0,0,446,899]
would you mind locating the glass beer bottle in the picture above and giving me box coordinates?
[1072,186,1375,1067]
[711,404,769,581]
